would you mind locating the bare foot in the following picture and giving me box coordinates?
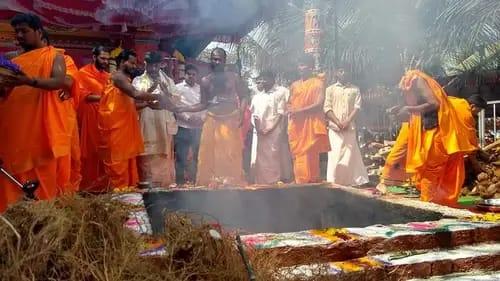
[376,183,387,195]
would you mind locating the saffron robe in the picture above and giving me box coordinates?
[98,78,144,189]
[288,77,330,184]
[78,64,110,192]
[0,46,71,211]
[400,70,477,206]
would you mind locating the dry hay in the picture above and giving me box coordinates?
[0,196,281,281]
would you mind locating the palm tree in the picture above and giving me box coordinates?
[238,0,500,84]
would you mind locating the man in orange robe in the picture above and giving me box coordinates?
[287,54,330,183]
[98,50,158,191]
[59,53,82,192]
[78,46,110,192]
[393,70,479,206]
[0,14,69,212]
[41,30,82,193]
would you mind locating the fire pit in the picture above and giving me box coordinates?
[143,185,442,234]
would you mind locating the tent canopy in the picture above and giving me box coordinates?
[0,0,283,40]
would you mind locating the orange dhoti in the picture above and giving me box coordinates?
[55,109,81,193]
[417,129,465,206]
[79,101,108,191]
[63,54,82,192]
[196,111,245,186]
[381,122,410,185]
[288,77,330,184]
[0,46,71,212]
[103,158,139,189]
[0,160,60,211]
[98,81,143,190]
[78,64,110,192]
[292,148,324,184]
[69,116,82,190]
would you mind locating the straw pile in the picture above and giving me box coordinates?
[0,196,280,281]
[463,140,500,199]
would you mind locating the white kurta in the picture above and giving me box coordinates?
[324,82,368,186]
[132,71,177,156]
[250,86,292,184]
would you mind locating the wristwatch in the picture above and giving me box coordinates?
[30,78,38,87]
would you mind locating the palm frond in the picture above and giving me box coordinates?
[234,0,500,85]
[444,41,500,75]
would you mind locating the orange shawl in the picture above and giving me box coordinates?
[63,54,81,109]
[78,64,109,105]
[447,97,478,148]
[62,54,82,190]
[0,46,71,173]
[288,76,330,156]
[399,70,477,173]
[98,79,144,162]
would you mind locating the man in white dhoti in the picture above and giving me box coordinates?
[250,71,293,184]
[133,52,177,187]
[324,68,368,186]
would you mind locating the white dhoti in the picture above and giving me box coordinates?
[327,128,369,186]
[254,120,292,184]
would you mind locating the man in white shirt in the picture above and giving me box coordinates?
[133,51,178,187]
[250,71,293,184]
[174,64,206,185]
[324,67,368,186]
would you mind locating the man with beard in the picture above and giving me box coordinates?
[133,51,177,187]
[287,54,330,184]
[78,46,111,192]
[0,13,68,211]
[170,48,248,186]
[98,50,158,191]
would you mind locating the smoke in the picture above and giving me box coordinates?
[144,187,442,234]
[194,0,261,32]
[233,0,460,88]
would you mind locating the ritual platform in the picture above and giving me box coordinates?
[116,184,500,280]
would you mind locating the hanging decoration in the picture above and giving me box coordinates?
[304,8,320,54]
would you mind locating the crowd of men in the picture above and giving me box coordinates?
[0,13,489,212]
